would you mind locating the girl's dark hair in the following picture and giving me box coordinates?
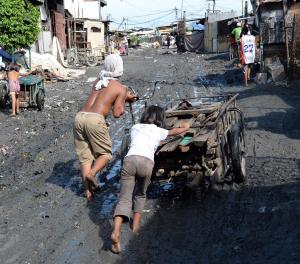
[140,105,166,128]
[7,63,20,72]
[241,23,250,36]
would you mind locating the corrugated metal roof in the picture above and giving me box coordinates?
[84,0,107,6]
[29,0,44,4]
[251,0,282,7]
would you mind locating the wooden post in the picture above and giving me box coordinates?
[283,0,290,70]
[259,26,264,72]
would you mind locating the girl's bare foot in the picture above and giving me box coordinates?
[111,233,121,254]
[132,212,141,233]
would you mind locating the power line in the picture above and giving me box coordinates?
[129,9,174,19]
[126,11,174,25]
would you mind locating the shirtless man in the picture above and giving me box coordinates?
[74,79,136,201]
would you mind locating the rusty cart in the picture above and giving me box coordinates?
[0,76,45,110]
[153,94,246,190]
[123,93,246,193]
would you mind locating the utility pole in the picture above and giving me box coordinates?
[181,0,184,20]
[242,0,244,17]
[207,0,216,13]
[98,0,101,21]
[245,0,248,17]
[174,6,178,21]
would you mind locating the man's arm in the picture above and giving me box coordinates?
[112,87,127,118]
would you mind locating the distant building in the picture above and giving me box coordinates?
[64,0,108,50]
[250,0,300,80]
[29,0,67,54]
[204,11,238,53]
[64,0,107,20]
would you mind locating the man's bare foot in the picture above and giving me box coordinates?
[111,233,121,254]
[86,175,100,193]
[85,189,93,202]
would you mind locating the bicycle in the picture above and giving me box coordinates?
[67,48,98,67]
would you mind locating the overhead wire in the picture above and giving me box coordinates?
[126,11,174,25]
[129,9,174,19]
[110,0,209,29]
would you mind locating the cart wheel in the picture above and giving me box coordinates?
[36,90,45,111]
[229,123,246,183]
[67,55,77,67]
[86,55,98,67]
[0,83,7,108]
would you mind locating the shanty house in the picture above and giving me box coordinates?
[204,11,238,53]
[30,0,67,54]
[250,0,300,80]
[64,0,108,50]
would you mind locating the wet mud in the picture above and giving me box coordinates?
[0,49,299,264]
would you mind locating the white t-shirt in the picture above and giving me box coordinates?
[126,123,169,161]
[240,34,256,64]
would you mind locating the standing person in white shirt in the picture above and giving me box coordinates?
[240,24,256,86]
[111,105,190,254]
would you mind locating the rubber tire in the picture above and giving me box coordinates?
[36,90,45,111]
[229,123,246,183]
[67,55,76,67]
[0,83,7,108]
[86,55,98,67]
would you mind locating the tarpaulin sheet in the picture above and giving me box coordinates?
[184,31,204,52]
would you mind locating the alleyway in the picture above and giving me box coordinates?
[0,48,299,264]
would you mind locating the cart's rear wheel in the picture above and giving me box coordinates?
[0,83,8,108]
[229,123,246,183]
[85,54,98,67]
[67,55,77,67]
[36,90,45,111]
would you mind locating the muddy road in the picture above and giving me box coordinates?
[0,48,299,264]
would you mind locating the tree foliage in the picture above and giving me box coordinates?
[0,0,40,51]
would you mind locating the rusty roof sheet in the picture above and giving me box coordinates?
[251,0,282,7]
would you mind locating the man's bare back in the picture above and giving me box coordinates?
[81,80,128,118]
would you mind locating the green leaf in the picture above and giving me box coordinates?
[0,0,40,49]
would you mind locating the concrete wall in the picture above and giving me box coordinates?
[204,21,218,52]
[205,12,237,53]
[208,11,237,23]
[84,20,105,49]
[38,31,52,53]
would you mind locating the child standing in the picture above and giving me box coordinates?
[240,25,256,86]
[111,105,190,254]
[6,63,21,117]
